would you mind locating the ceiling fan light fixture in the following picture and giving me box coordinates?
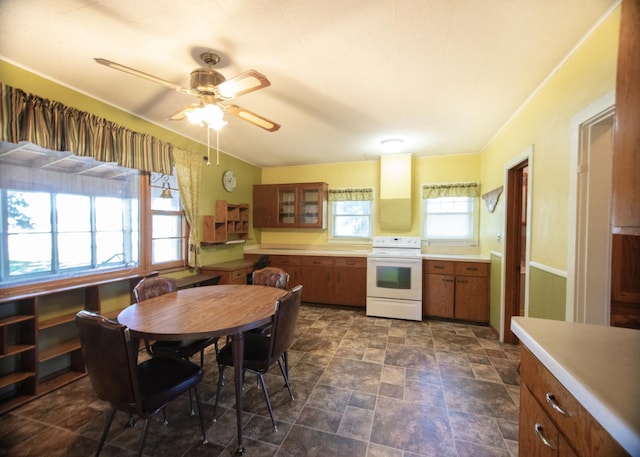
[185,103,227,130]
[380,138,404,154]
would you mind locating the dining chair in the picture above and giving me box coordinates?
[75,310,207,457]
[249,267,290,336]
[251,266,290,290]
[133,276,217,369]
[212,284,303,432]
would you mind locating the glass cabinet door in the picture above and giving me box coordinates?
[277,187,297,225]
[299,187,320,226]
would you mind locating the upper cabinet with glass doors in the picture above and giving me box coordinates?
[253,182,328,229]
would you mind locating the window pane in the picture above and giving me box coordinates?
[7,191,52,276]
[424,196,476,241]
[96,197,123,231]
[56,194,90,231]
[58,233,92,269]
[96,232,125,265]
[152,214,181,238]
[151,187,181,211]
[7,191,51,233]
[8,233,51,275]
[335,215,370,237]
[331,200,372,238]
[152,238,183,263]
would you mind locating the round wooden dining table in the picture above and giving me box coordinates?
[118,284,287,456]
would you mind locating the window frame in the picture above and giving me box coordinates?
[0,148,188,292]
[328,189,374,242]
[421,188,480,247]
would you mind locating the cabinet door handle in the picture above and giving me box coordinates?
[466,267,478,271]
[434,265,445,270]
[457,279,468,284]
[534,423,557,450]
[443,278,455,283]
[545,393,569,416]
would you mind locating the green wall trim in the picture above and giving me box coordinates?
[489,253,502,333]
[528,265,567,320]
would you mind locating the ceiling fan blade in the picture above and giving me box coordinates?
[94,58,191,94]
[226,104,280,132]
[166,103,201,121]
[216,70,271,98]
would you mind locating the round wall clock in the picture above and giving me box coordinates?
[222,169,237,192]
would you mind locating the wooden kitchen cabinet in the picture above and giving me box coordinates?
[300,256,334,303]
[253,182,328,229]
[202,200,249,244]
[422,260,489,323]
[298,256,366,306]
[612,0,640,235]
[334,257,367,307]
[201,259,255,285]
[519,347,629,457]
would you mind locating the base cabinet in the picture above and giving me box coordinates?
[422,260,489,322]
[519,347,629,457]
[280,255,366,307]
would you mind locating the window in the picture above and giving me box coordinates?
[149,172,187,268]
[1,144,140,285]
[422,182,479,245]
[329,188,373,240]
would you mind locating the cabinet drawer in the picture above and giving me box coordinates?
[424,260,455,275]
[334,257,366,268]
[520,384,563,456]
[230,268,249,282]
[302,256,334,267]
[270,255,302,266]
[521,347,579,441]
[455,262,488,277]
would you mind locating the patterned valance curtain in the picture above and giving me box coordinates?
[173,148,202,268]
[328,188,374,201]
[422,182,480,199]
[0,83,173,174]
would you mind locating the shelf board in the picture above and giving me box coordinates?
[0,344,36,359]
[38,369,86,392]
[0,371,36,390]
[0,314,35,327]
[0,394,36,415]
[39,340,82,362]
[39,312,78,330]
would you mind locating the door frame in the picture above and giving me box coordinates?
[500,145,533,343]
[566,91,615,323]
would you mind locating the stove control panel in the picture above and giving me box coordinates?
[371,236,421,249]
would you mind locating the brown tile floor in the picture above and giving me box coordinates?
[0,304,521,457]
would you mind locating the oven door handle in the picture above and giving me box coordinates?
[367,257,422,264]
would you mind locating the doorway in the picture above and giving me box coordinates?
[567,95,615,324]
[503,155,530,343]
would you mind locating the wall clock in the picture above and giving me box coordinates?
[222,169,237,192]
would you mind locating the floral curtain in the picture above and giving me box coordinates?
[328,187,374,201]
[173,148,202,268]
[422,182,480,199]
[0,83,173,174]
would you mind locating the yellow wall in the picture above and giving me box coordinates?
[260,152,481,246]
[479,7,620,269]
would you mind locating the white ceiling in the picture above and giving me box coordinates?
[0,0,617,167]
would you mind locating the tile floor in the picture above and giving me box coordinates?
[0,304,521,457]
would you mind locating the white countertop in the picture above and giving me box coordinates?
[245,246,489,262]
[511,317,640,455]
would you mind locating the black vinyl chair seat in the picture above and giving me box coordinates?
[213,285,303,432]
[75,310,207,457]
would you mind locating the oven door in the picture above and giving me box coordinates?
[366,256,422,301]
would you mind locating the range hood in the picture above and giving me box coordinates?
[379,153,412,231]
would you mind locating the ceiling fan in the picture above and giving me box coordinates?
[94,52,280,132]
